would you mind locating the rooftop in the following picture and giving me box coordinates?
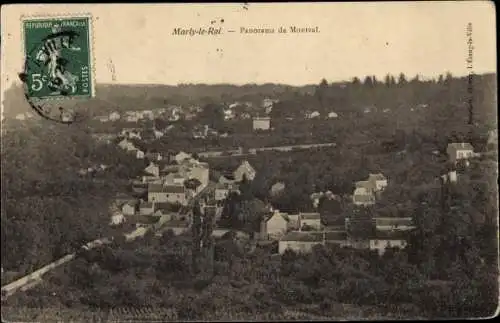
[373,217,414,227]
[368,173,387,181]
[299,212,321,220]
[447,142,474,150]
[371,230,409,240]
[324,231,347,241]
[280,231,324,242]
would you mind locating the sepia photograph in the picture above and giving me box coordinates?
[1,2,498,321]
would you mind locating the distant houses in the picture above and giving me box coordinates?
[253,117,271,131]
[352,173,387,206]
[446,142,475,164]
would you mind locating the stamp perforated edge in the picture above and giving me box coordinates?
[19,12,96,101]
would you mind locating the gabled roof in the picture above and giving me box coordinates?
[368,173,387,182]
[371,230,409,240]
[373,217,414,227]
[300,212,321,220]
[148,183,164,192]
[324,231,347,241]
[164,185,186,193]
[129,214,159,225]
[355,181,374,190]
[280,231,323,242]
[447,142,474,150]
[140,202,154,209]
[264,211,289,223]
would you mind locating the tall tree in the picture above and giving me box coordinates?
[398,73,408,85]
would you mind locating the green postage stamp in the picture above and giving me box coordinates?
[22,15,94,99]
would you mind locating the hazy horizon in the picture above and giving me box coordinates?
[2,2,496,89]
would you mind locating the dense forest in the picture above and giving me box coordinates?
[1,119,148,275]
[1,72,498,319]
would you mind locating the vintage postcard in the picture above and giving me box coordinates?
[1,2,498,322]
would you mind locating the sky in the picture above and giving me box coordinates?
[1,1,496,92]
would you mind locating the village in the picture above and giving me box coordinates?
[87,96,497,258]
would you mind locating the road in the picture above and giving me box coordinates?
[1,226,150,300]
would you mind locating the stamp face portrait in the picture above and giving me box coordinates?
[22,16,93,99]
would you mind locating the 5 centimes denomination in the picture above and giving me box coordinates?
[22,15,94,100]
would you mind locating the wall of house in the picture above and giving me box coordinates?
[278,241,319,254]
[266,214,288,238]
[166,193,187,206]
[370,239,407,255]
[300,219,321,230]
[122,205,135,216]
[215,188,229,201]
[253,119,271,130]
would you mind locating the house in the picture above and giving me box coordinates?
[260,209,289,240]
[219,174,236,185]
[121,201,137,216]
[153,129,164,139]
[446,143,475,163]
[299,212,322,230]
[214,182,240,201]
[270,182,286,196]
[148,184,188,206]
[234,160,257,182]
[174,151,192,164]
[441,170,458,184]
[129,214,160,229]
[352,182,376,206]
[118,138,134,150]
[139,201,155,215]
[157,220,190,236]
[283,213,300,231]
[136,150,145,159]
[373,217,415,231]
[146,152,163,162]
[144,162,160,178]
[164,173,186,186]
[109,111,121,121]
[324,231,348,247]
[367,173,388,192]
[109,212,126,226]
[306,111,320,119]
[487,129,498,150]
[94,115,110,122]
[369,230,408,255]
[327,112,338,119]
[278,231,324,254]
[253,117,271,131]
[186,163,210,191]
[126,115,140,122]
[115,192,134,205]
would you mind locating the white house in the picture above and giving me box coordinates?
[373,217,415,231]
[174,151,192,164]
[109,212,126,226]
[327,112,338,119]
[121,201,136,216]
[367,173,388,192]
[260,209,289,240]
[446,143,475,163]
[109,112,121,121]
[278,231,324,254]
[252,117,271,131]
[144,162,160,178]
[299,212,322,230]
[234,160,257,182]
[369,231,408,255]
[136,150,145,159]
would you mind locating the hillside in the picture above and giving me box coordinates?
[1,82,317,118]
